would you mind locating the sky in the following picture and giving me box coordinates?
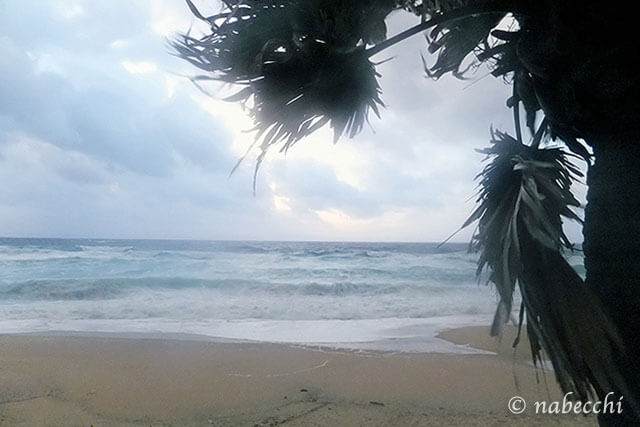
[0,1,586,242]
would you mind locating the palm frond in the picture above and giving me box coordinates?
[466,130,631,404]
[173,0,395,167]
[425,12,505,79]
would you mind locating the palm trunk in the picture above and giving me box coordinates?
[583,139,640,424]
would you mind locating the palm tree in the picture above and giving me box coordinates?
[174,1,640,423]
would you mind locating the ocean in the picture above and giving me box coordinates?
[0,238,535,353]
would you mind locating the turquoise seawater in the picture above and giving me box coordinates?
[1,238,582,352]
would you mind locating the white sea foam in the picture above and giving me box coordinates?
[0,316,493,354]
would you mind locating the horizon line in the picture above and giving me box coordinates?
[0,235,474,245]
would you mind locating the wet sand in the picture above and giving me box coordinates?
[0,326,596,426]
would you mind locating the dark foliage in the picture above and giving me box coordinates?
[465,130,630,402]
[176,0,640,414]
[173,0,399,185]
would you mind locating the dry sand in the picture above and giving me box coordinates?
[0,326,597,426]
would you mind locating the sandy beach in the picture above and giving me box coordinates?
[0,326,596,426]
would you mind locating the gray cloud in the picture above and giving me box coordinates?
[0,1,582,242]
[0,36,230,177]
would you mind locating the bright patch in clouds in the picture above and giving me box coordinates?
[282,131,369,190]
[315,208,357,229]
[273,195,292,212]
[164,74,182,97]
[121,60,157,74]
[149,1,206,36]
[313,208,413,237]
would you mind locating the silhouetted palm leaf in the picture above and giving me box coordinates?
[173,0,393,165]
[425,12,504,79]
[465,130,631,403]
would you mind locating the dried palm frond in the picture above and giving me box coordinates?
[465,130,632,404]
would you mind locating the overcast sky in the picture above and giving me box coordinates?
[0,1,585,242]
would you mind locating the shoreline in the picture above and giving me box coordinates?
[0,315,495,355]
[0,326,596,426]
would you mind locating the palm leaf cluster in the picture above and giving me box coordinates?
[424,11,503,79]
[418,1,593,160]
[465,130,629,401]
[466,129,582,331]
[173,0,400,168]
